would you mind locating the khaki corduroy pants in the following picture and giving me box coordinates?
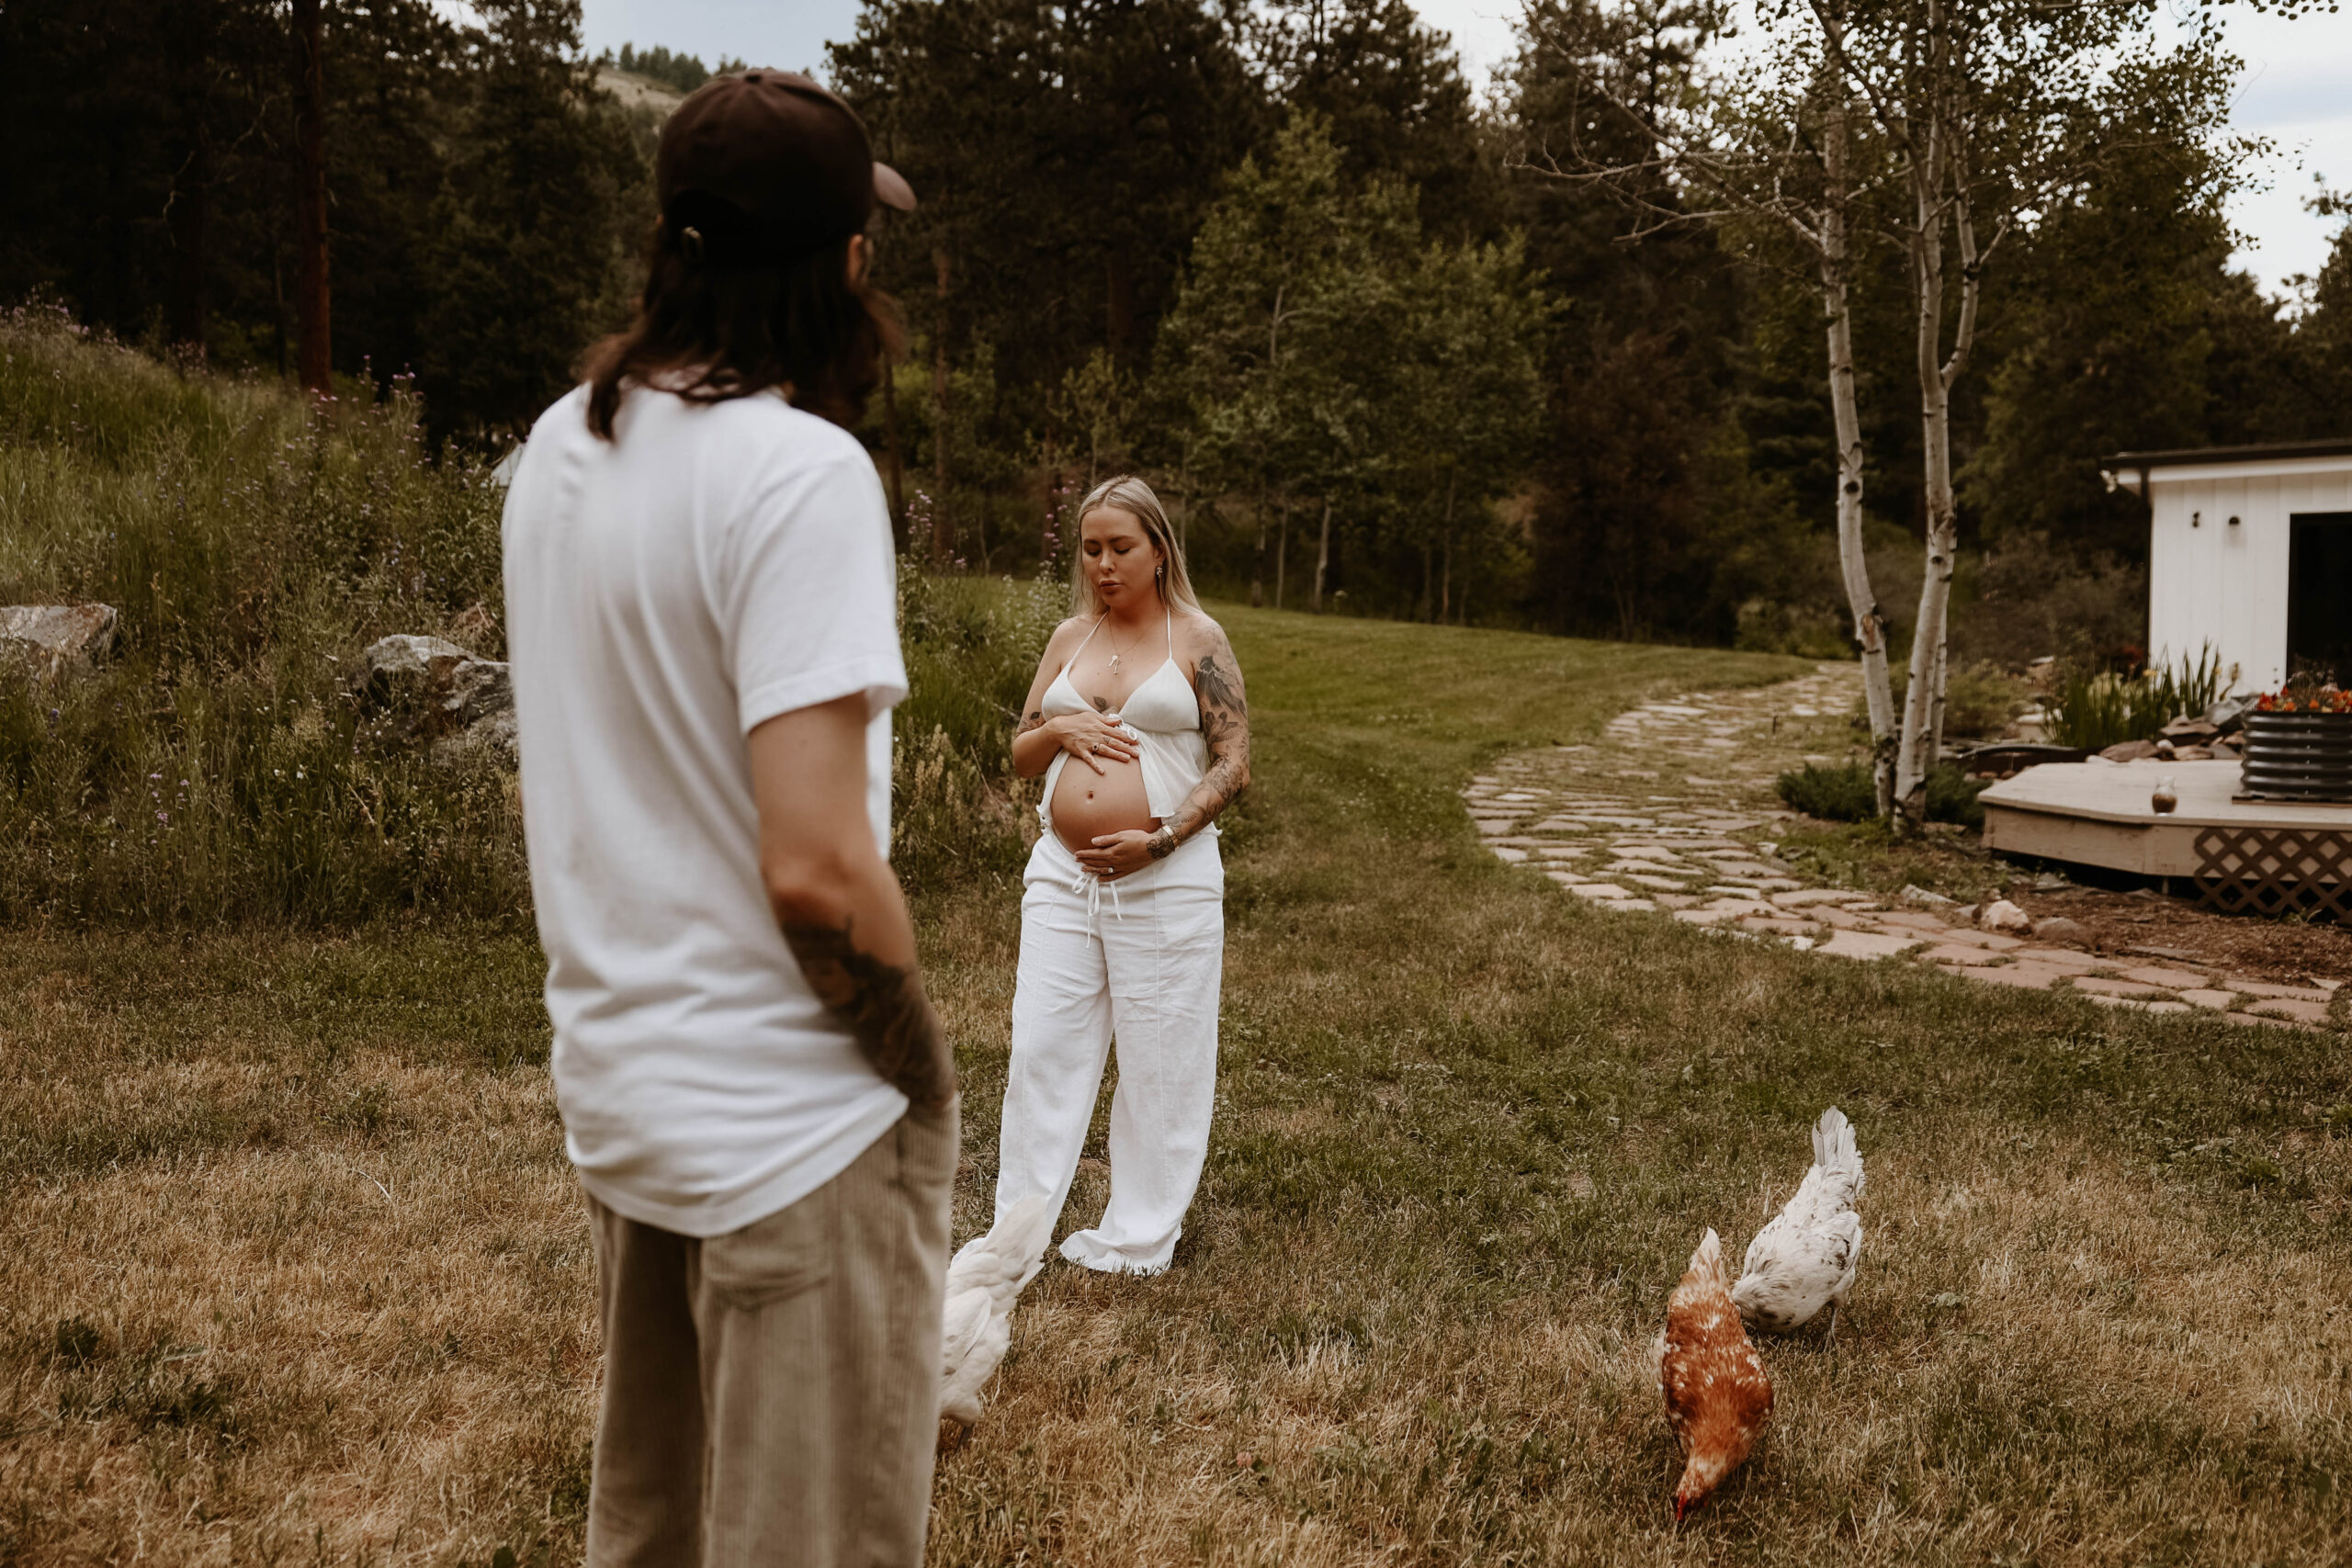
[582,1101,956,1568]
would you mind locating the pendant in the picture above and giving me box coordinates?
[1109,653,1121,672]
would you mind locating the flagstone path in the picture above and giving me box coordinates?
[1467,663,2341,1032]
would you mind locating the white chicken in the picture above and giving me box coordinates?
[1731,1106,1864,1341]
[939,1195,1058,1429]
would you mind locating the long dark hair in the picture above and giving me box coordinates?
[582,214,903,439]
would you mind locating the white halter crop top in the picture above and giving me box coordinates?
[1037,607,1215,835]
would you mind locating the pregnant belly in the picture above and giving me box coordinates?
[1051,754,1157,852]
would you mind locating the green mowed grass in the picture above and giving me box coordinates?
[6,607,2350,1565]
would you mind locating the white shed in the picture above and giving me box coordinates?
[2101,438,2352,693]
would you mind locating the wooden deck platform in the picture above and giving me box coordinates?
[1980,760,2352,915]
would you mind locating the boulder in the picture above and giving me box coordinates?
[1978,898,2032,934]
[2099,739,2158,763]
[1,603,119,680]
[358,633,513,751]
[431,707,518,767]
[2032,915,2090,945]
[2203,695,2249,736]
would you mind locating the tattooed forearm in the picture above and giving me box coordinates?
[779,918,956,1109]
[1016,708,1047,736]
[1164,638,1250,846]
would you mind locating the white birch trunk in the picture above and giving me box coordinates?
[1894,0,1965,830]
[1818,64,1898,815]
[1311,497,1333,613]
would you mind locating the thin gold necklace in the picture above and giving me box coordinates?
[1101,614,1148,674]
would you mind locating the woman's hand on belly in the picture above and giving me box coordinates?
[1074,828,1167,881]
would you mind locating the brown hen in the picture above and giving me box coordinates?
[1652,1227,1773,1520]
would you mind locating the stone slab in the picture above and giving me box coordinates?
[1870,911,1958,933]
[1962,964,2072,990]
[1740,917,1825,939]
[1920,943,2005,966]
[2248,998,2334,1025]
[2223,979,2335,1002]
[1816,930,1921,961]
[2118,964,2211,989]
[2075,976,2172,998]
[2082,994,2191,1014]
[2006,947,2103,973]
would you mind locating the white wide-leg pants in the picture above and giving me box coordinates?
[987,830,1224,1276]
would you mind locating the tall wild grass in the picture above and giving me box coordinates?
[890,569,1059,894]
[0,306,1049,925]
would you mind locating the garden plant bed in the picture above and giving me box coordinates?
[1998,881,2351,992]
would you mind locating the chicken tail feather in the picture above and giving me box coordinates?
[1813,1106,1861,1190]
[1688,1227,1728,1289]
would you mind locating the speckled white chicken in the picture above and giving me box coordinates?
[939,1195,1058,1429]
[1732,1106,1864,1340]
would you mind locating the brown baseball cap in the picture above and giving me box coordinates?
[656,70,915,267]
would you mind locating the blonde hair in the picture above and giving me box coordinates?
[1069,475,1204,618]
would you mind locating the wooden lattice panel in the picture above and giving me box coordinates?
[2194,825,2352,919]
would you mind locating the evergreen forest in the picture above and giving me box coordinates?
[6,0,2349,658]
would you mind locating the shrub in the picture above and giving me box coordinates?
[1853,660,2031,739]
[0,304,1055,923]
[0,304,525,924]
[890,570,1061,896]
[1775,761,1986,829]
[2043,648,2224,750]
[1777,761,1879,822]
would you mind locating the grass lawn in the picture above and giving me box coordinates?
[6,606,2352,1565]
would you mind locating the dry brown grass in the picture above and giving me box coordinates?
[6,609,2350,1565]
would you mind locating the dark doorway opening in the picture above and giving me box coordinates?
[2289,513,2352,684]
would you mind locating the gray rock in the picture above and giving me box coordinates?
[358,633,514,752]
[1,603,119,680]
[1900,883,1956,906]
[2100,739,2158,763]
[1978,897,2033,934]
[2032,916,2090,944]
[431,707,518,767]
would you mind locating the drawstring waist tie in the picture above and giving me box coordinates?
[1073,861,1125,942]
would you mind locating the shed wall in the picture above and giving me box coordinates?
[2145,458,2352,692]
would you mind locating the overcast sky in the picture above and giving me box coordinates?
[578,0,2352,298]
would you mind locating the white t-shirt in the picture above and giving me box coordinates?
[502,382,909,1238]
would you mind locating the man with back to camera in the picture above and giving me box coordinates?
[500,71,956,1568]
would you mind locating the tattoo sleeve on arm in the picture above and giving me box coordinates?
[778,918,955,1109]
[1163,633,1251,846]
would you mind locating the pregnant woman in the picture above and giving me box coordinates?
[981,474,1250,1276]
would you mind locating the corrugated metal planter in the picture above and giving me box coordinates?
[2242,711,2352,801]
